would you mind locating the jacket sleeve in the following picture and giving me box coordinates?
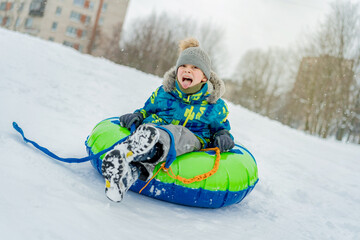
[134,87,167,124]
[135,87,160,117]
[209,101,233,140]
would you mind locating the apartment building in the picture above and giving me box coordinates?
[0,0,129,54]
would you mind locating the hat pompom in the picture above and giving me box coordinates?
[179,38,200,52]
[176,37,211,80]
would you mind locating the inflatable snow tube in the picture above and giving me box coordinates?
[86,117,258,208]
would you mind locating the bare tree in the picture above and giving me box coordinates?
[227,48,294,119]
[113,12,226,77]
[85,23,104,55]
[99,23,124,62]
[193,21,226,73]
[284,0,360,142]
[285,56,354,137]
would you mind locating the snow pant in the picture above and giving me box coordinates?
[131,124,202,181]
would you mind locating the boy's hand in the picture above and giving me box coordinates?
[119,112,144,130]
[213,130,234,153]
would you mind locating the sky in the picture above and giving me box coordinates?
[121,0,342,76]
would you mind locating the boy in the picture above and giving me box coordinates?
[102,38,234,202]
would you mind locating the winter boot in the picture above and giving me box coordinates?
[102,149,139,202]
[101,124,160,202]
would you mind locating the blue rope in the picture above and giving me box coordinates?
[12,121,180,168]
[12,122,128,163]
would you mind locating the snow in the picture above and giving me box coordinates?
[1,28,359,240]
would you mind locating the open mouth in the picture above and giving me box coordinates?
[181,76,193,89]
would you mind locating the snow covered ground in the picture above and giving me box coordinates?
[0,28,359,240]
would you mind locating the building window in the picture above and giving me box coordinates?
[101,2,107,12]
[55,6,62,15]
[0,15,11,27]
[0,2,14,11]
[98,17,104,26]
[29,0,42,11]
[1,16,11,26]
[51,22,58,31]
[73,0,93,9]
[15,17,21,27]
[66,26,77,37]
[63,40,83,52]
[66,26,87,39]
[24,18,33,28]
[81,30,87,38]
[63,40,72,46]
[73,0,83,7]
[70,11,80,21]
[29,0,46,17]
[83,15,91,24]
[70,11,91,24]
[0,2,13,11]
[6,16,11,26]
[49,37,54,41]
[18,2,24,12]
[76,29,87,39]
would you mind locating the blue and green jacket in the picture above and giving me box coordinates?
[136,66,232,148]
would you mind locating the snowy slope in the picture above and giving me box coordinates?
[0,28,359,240]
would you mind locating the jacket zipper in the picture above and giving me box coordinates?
[183,106,194,127]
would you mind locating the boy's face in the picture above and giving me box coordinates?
[177,64,207,89]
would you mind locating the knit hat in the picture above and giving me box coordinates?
[175,38,211,80]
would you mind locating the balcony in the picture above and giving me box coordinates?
[29,0,46,17]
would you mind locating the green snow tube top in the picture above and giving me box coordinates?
[86,117,258,208]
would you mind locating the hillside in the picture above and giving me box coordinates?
[0,28,359,240]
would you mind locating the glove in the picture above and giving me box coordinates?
[119,112,144,130]
[213,130,234,153]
